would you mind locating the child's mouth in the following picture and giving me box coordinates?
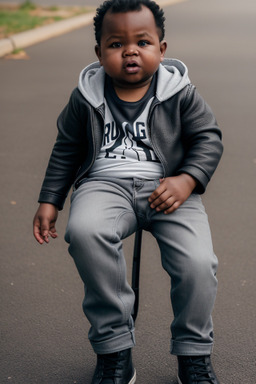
[124,62,140,74]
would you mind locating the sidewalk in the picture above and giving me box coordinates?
[0,11,95,58]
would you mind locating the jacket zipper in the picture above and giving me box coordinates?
[74,106,104,189]
[147,99,166,178]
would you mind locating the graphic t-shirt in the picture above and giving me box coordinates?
[88,74,164,179]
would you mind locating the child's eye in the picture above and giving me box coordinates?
[138,40,149,47]
[110,42,122,48]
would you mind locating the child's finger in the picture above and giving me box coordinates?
[34,228,45,244]
[39,218,51,243]
[148,182,166,203]
[163,200,181,214]
[154,195,176,212]
[49,230,58,239]
[49,223,58,238]
[33,221,46,244]
[149,189,170,209]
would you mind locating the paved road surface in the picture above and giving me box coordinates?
[1,0,256,383]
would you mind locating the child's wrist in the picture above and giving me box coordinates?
[179,173,197,191]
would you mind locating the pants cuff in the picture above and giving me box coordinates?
[90,329,136,355]
[170,340,213,356]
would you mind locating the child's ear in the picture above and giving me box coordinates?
[160,40,167,62]
[95,45,102,63]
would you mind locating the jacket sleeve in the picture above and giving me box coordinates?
[177,84,223,193]
[38,88,87,210]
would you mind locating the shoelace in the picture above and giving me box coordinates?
[99,353,123,379]
[186,357,215,383]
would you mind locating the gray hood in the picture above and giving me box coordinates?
[78,58,190,108]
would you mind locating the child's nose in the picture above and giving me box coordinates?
[123,46,138,56]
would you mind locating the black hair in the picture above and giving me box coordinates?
[94,0,165,45]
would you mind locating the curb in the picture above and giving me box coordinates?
[0,12,95,58]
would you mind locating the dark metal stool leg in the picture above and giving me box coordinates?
[131,230,143,322]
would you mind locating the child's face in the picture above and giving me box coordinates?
[95,5,167,90]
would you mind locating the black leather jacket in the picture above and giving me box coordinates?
[39,62,223,210]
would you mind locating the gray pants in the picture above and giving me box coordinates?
[65,177,218,356]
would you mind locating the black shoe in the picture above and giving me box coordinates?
[177,355,219,384]
[91,348,136,384]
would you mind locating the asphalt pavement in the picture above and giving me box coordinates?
[1,0,256,383]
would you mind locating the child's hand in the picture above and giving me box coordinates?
[33,203,58,244]
[148,174,197,214]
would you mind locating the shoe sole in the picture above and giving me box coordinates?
[129,369,136,384]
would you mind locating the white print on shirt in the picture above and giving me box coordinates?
[99,97,159,162]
